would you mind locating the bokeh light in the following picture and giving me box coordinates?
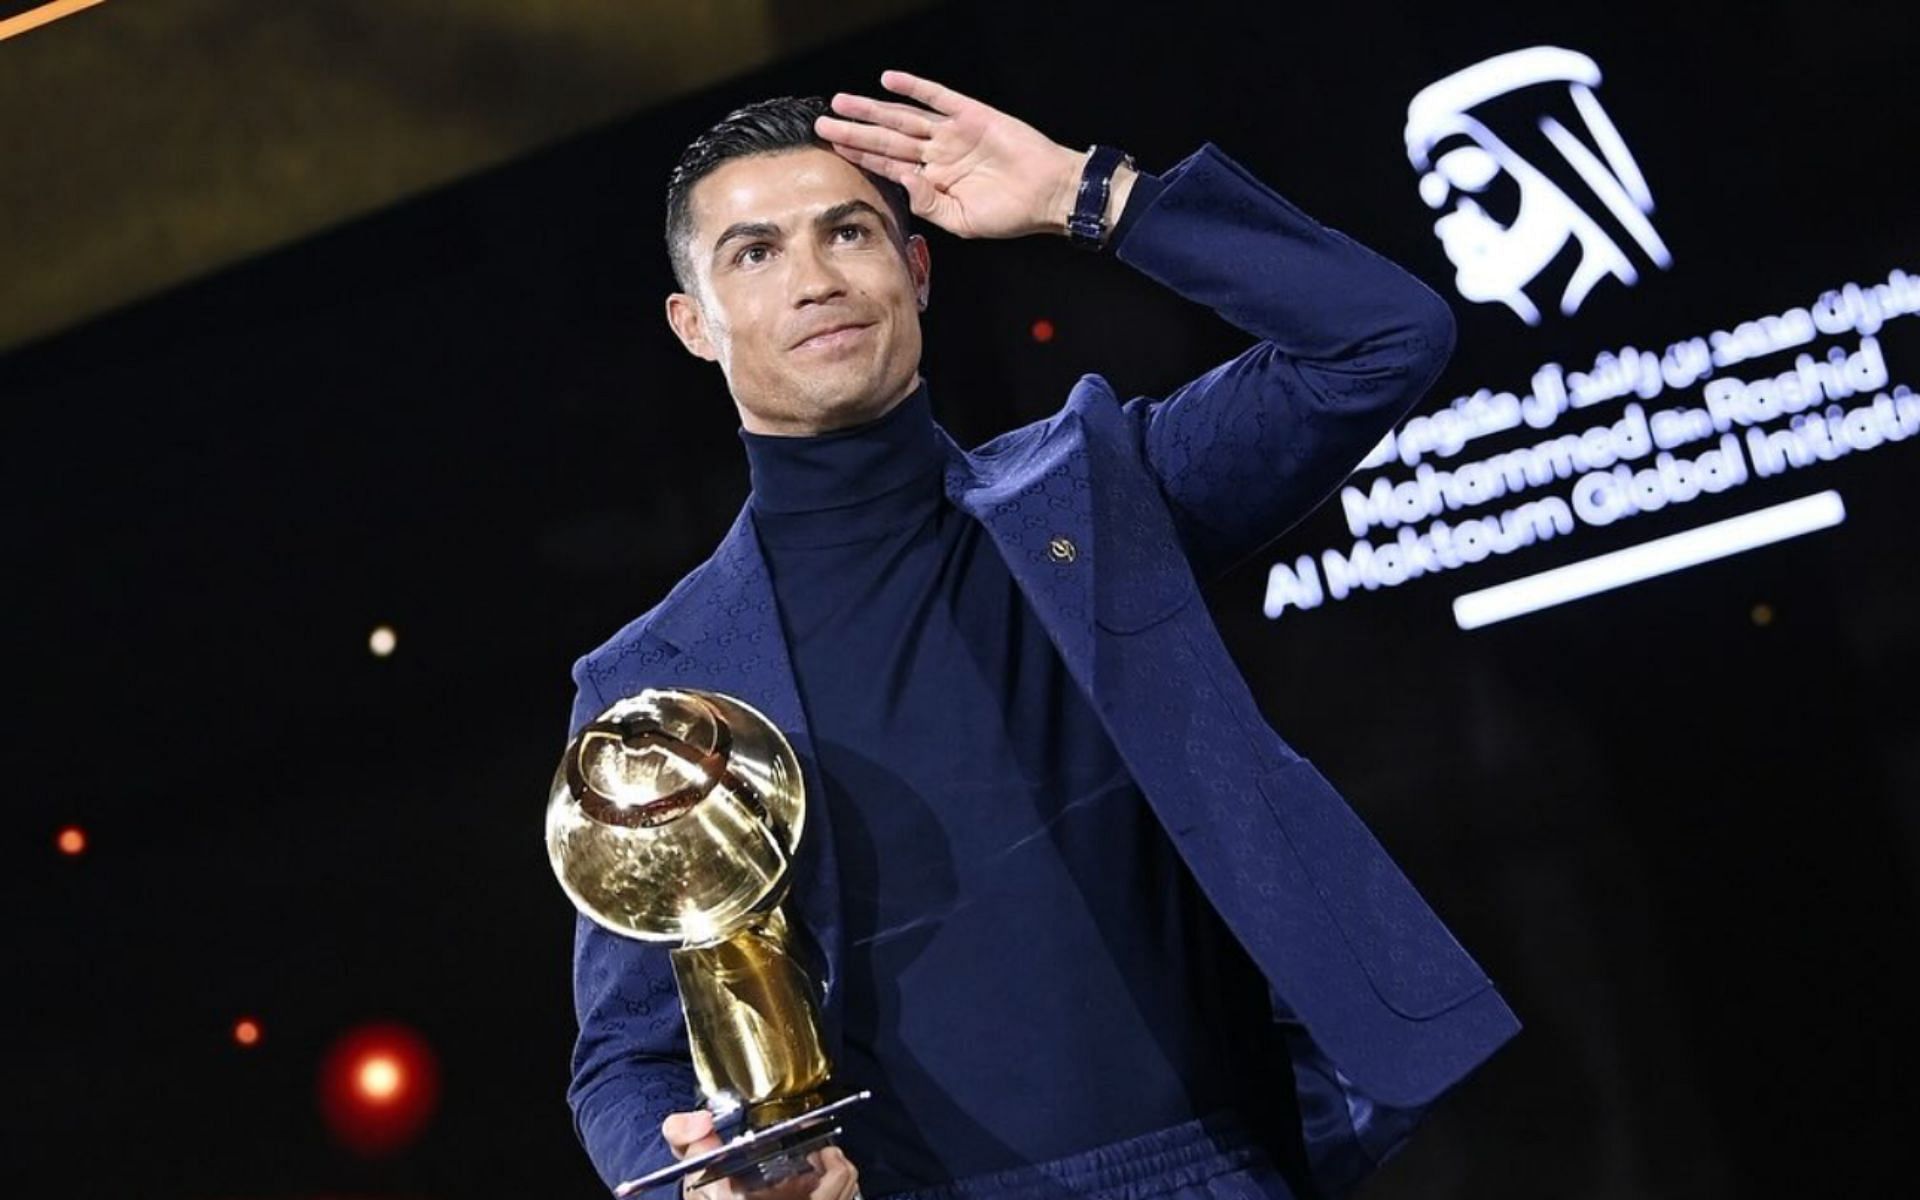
[317,1021,439,1156]
[1029,317,1055,343]
[357,1054,402,1101]
[368,624,398,657]
[233,1018,261,1047]
[56,825,86,856]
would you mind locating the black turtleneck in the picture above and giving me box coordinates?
[740,380,1254,1195]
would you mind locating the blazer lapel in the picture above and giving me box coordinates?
[938,420,1097,679]
[641,507,846,1035]
[939,382,1195,688]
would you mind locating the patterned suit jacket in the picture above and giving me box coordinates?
[565,143,1519,1193]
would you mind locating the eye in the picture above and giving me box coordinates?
[832,224,869,243]
[735,243,772,266]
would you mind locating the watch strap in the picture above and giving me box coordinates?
[1066,144,1133,250]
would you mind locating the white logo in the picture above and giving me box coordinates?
[1406,47,1672,326]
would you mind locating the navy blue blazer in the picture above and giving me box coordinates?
[565,143,1519,1192]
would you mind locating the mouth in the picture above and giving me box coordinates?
[791,323,872,352]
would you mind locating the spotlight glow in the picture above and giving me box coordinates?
[56,826,87,856]
[317,1022,439,1156]
[368,625,397,657]
[233,1018,262,1047]
[357,1055,403,1102]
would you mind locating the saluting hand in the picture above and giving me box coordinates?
[814,70,1133,241]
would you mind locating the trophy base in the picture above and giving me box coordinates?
[611,1091,872,1197]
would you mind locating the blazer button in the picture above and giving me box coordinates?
[1048,535,1078,563]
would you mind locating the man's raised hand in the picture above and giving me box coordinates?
[813,70,1097,241]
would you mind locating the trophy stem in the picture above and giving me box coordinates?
[669,906,832,1127]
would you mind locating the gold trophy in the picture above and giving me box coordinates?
[546,688,868,1196]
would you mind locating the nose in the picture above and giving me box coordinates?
[788,239,847,306]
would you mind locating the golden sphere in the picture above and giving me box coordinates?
[546,688,805,944]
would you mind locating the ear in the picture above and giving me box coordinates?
[665,291,718,361]
[905,233,932,312]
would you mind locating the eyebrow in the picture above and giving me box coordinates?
[711,199,895,263]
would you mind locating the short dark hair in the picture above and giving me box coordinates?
[664,95,915,292]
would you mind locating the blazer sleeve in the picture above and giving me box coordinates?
[1111,143,1457,581]
[563,659,701,1189]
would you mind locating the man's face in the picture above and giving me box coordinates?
[666,147,930,436]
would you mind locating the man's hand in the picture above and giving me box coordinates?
[814,69,1135,241]
[662,1110,860,1200]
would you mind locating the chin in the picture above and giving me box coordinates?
[737,362,910,434]
[806,370,895,412]
[812,391,890,429]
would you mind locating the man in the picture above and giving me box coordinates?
[565,70,1518,1200]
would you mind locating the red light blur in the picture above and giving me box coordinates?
[317,1021,440,1156]
[233,1018,261,1047]
[1030,318,1056,343]
[57,825,86,856]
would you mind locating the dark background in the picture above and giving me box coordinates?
[10,1,1919,1196]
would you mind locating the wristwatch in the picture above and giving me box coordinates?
[1066,144,1134,251]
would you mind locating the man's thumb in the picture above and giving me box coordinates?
[662,1109,719,1157]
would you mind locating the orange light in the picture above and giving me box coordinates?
[56,826,87,856]
[1030,318,1055,344]
[318,1022,440,1156]
[0,1,110,45]
[233,1018,262,1047]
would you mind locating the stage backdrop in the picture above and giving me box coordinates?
[10,2,1917,1197]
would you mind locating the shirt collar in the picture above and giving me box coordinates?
[741,377,942,518]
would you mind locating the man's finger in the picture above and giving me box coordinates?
[826,142,914,182]
[810,1148,860,1200]
[879,69,975,116]
[856,151,946,222]
[823,142,946,221]
[662,1110,721,1157]
[814,115,927,164]
[829,92,938,138]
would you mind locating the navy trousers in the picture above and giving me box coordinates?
[878,1112,1295,1200]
